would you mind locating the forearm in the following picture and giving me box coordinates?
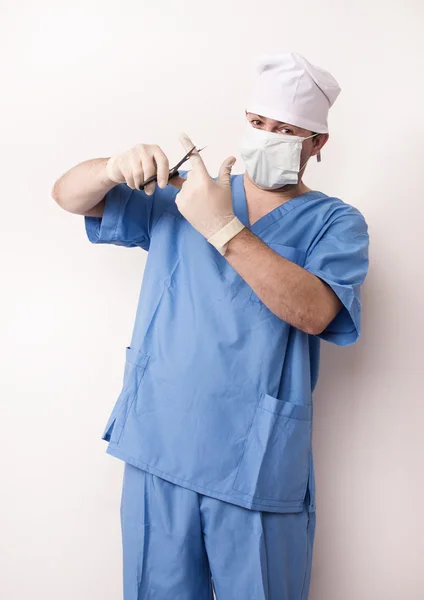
[51,157,117,215]
[224,228,341,334]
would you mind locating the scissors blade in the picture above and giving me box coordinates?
[170,145,198,172]
[170,144,208,172]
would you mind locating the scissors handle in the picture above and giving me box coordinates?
[139,170,180,190]
[138,145,205,190]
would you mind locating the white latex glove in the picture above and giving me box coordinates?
[175,133,238,240]
[106,143,176,195]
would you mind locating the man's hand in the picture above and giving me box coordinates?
[174,133,237,239]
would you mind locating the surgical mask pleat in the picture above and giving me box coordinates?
[239,124,317,189]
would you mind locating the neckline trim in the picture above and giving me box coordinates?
[231,173,325,236]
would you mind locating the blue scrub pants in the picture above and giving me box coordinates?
[120,463,316,600]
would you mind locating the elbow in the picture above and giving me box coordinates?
[301,295,341,335]
[274,305,321,335]
[302,320,323,336]
[298,311,329,336]
[284,312,321,336]
[51,183,73,212]
[307,321,325,336]
[306,311,336,336]
[51,182,62,206]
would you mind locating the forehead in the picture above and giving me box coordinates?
[246,112,310,134]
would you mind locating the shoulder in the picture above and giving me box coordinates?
[309,191,369,235]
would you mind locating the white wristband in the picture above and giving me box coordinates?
[207,217,246,256]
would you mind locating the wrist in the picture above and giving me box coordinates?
[207,216,246,255]
[103,156,122,187]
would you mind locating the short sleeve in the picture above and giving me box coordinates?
[304,208,370,346]
[84,170,188,251]
[84,183,154,250]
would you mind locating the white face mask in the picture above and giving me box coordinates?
[239,123,318,190]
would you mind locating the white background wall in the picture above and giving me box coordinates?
[1,1,423,598]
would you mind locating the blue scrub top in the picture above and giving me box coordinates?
[85,171,369,513]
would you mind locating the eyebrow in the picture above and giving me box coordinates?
[252,114,294,128]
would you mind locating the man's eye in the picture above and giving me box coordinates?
[252,120,262,126]
[281,128,294,134]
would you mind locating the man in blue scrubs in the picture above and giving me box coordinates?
[53,52,369,599]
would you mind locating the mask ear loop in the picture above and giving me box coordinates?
[299,132,320,173]
[303,133,322,163]
[299,160,309,174]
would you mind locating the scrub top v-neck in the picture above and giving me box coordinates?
[84,170,369,514]
[231,173,320,236]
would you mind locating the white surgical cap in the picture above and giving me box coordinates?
[245,52,341,134]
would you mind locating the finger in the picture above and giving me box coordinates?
[121,156,136,189]
[131,151,144,191]
[139,147,156,195]
[153,146,170,188]
[145,182,156,195]
[167,174,187,190]
[217,156,237,187]
[179,132,208,174]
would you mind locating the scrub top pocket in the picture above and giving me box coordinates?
[232,393,312,504]
[101,347,150,445]
[249,243,307,303]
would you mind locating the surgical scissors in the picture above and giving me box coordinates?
[138,145,207,190]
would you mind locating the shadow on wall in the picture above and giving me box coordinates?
[311,259,385,477]
[314,265,383,413]
[308,250,407,597]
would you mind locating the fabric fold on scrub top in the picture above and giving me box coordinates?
[85,171,369,514]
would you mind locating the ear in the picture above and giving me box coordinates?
[310,133,329,159]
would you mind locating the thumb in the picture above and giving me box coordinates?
[167,174,187,190]
[217,156,236,187]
